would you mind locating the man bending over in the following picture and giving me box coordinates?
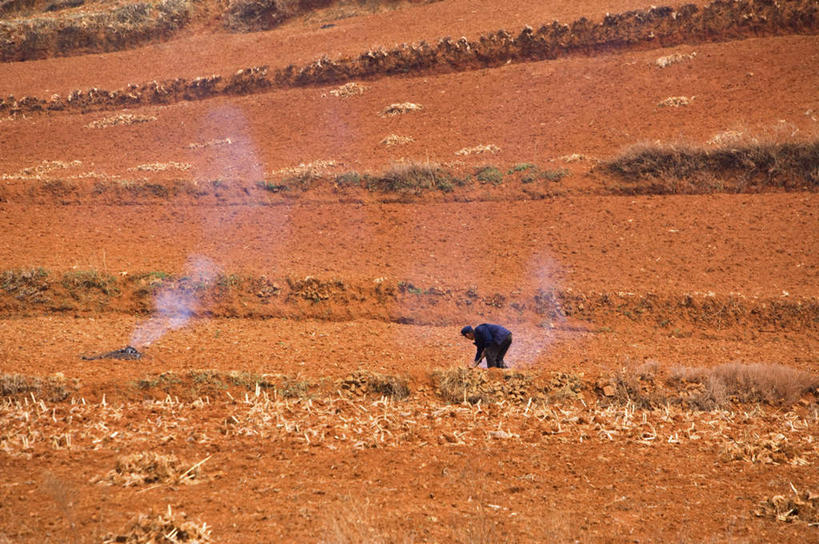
[460,323,512,369]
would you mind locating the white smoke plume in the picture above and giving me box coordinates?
[130,255,220,348]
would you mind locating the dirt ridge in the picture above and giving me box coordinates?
[0,0,197,63]
[1,0,816,115]
[1,271,816,329]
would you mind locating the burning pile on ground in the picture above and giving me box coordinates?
[81,346,142,361]
[95,451,208,487]
[103,505,212,543]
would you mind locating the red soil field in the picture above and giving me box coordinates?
[0,1,817,542]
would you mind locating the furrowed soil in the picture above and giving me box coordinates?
[0,1,817,543]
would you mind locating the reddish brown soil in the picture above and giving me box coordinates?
[0,2,817,543]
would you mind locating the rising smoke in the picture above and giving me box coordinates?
[130,255,220,348]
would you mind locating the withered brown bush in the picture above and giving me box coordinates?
[670,363,818,408]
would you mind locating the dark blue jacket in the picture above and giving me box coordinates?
[472,323,511,362]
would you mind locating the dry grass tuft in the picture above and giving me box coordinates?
[97,452,208,487]
[655,52,697,68]
[455,144,500,156]
[381,134,414,146]
[85,113,157,129]
[658,96,694,107]
[0,373,71,401]
[380,102,422,116]
[598,367,666,409]
[367,160,454,193]
[103,505,212,543]
[755,486,819,524]
[601,140,819,193]
[670,363,818,408]
[1,267,49,302]
[329,82,367,98]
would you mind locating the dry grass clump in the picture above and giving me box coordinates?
[0,373,71,401]
[61,269,119,298]
[1,267,49,302]
[366,160,454,193]
[380,102,422,116]
[339,370,410,400]
[658,96,694,107]
[380,134,414,146]
[669,363,818,409]
[103,505,212,543]
[223,0,303,32]
[0,0,195,62]
[455,144,500,156]
[329,82,366,98]
[267,160,338,190]
[721,433,810,465]
[85,113,157,129]
[655,51,697,68]
[755,486,819,524]
[598,366,666,409]
[601,140,819,193]
[97,452,208,487]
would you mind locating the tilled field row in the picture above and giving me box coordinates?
[2,271,816,330]
[2,0,816,114]
[2,382,816,461]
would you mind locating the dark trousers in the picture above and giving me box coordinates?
[485,333,512,368]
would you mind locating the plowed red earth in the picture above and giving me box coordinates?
[0,1,817,543]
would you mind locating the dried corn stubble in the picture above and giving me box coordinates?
[657,96,694,107]
[103,505,212,544]
[381,134,414,146]
[380,102,422,116]
[96,451,208,487]
[329,82,366,98]
[455,144,500,156]
[655,52,697,68]
[720,432,811,465]
[755,486,819,524]
[85,113,157,129]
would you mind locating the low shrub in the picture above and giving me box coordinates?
[475,166,503,185]
[602,141,819,194]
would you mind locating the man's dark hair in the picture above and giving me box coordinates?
[460,325,473,336]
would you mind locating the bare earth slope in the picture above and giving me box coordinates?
[0,1,817,543]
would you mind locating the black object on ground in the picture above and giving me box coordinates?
[81,346,142,361]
